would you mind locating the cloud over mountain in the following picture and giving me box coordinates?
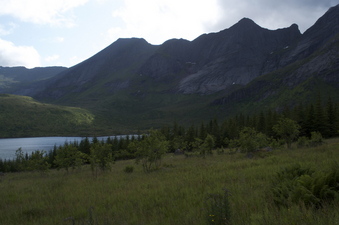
[0,0,88,26]
[0,39,41,68]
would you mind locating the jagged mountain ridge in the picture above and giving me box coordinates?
[214,4,339,110]
[33,17,302,100]
[6,4,339,132]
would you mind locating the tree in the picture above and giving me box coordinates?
[15,148,27,171]
[314,96,328,136]
[79,137,91,155]
[305,104,316,136]
[90,143,114,175]
[129,130,168,173]
[326,97,338,137]
[54,145,86,173]
[273,118,300,149]
[26,150,51,172]
[203,134,215,156]
[237,127,268,154]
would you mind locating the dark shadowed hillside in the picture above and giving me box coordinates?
[0,66,66,95]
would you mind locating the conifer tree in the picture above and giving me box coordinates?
[305,104,316,136]
[257,111,266,133]
[326,97,338,137]
[314,96,328,136]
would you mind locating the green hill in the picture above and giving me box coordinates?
[0,94,95,137]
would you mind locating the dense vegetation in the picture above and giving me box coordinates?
[0,94,95,137]
[0,138,338,225]
[1,95,338,172]
[0,94,339,224]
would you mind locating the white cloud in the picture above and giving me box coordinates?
[0,39,41,68]
[107,0,337,46]
[109,0,221,44]
[0,0,89,27]
[45,54,60,63]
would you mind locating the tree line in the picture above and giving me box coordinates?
[0,97,338,173]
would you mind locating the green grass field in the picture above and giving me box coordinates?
[1,139,338,225]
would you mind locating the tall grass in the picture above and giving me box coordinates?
[1,139,338,225]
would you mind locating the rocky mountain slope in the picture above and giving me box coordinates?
[3,4,339,132]
[214,4,339,112]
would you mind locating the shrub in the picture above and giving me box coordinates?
[130,130,168,173]
[124,166,134,173]
[297,136,309,148]
[309,131,324,147]
[237,127,269,154]
[273,118,300,149]
[271,162,339,208]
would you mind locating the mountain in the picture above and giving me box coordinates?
[3,4,339,133]
[214,4,339,113]
[0,66,67,95]
[32,17,302,100]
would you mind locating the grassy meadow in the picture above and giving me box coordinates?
[1,139,339,225]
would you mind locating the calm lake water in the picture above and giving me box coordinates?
[0,136,129,160]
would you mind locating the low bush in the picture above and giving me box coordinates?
[124,166,134,173]
[271,162,339,208]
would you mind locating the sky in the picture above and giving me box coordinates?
[0,0,337,68]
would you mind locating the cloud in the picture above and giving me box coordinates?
[214,0,338,33]
[0,0,89,27]
[45,54,60,63]
[109,0,222,44]
[108,0,337,46]
[0,39,41,68]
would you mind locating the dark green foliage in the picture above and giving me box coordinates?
[124,166,134,173]
[206,189,232,225]
[271,164,315,207]
[271,163,339,208]
[130,130,169,173]
[79,137,91,155]
[90,143,114,174]
[54,144,86,172]
[326,97,339,137]
[297,136,310,148]
[309,131,324,147]
[297,132,324,148]
[0,136,134,173]
[273,118,300,148]
[237,127,269,153]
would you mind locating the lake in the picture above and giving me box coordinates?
[0,136,129,160]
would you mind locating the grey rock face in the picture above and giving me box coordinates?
[176,19,301,94]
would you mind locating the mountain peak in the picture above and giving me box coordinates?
[113,37,150,47]
[238,17,256,24]
[232,17,260,29]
